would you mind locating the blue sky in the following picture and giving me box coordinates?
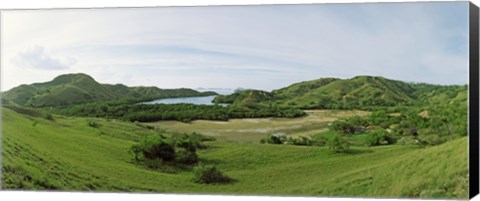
[1,2,469,91]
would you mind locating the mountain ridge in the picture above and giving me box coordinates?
[213,75,467,109]
[2,73,467,109]
[2,73,217,107]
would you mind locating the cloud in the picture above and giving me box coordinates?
[12,46,76,70]
[1,2,469,91]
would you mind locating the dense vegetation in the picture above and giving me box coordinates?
[327,103,467,145]
[131,134,201,168]
[130,132,227,180]
[258,100,466,153]
[2,73,217,107]
[54,103,306,122]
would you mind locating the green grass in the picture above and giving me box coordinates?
[1,108,468,199]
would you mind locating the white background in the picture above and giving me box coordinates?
[0,0,479,201]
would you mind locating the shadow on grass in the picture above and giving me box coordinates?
[197,158,223,166]
[327,148,374,156]
[345,149,374,155]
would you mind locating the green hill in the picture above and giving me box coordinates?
[213,89,274,109]
[1,107,467,198]
[2,73,217,107]
[214,76,467,109]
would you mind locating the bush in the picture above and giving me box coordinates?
[311,135,329,146]
[131,134,204,168]
[260,134,314,146]
[174,137,199,164]
[175,149,199,164]
[418,134,445,146]
[44,113,55,121]
[261,134,290,144]
[396,136,420,145]
[366,129,390,146]
[193,165,232,184]
[88,120,99,128]
[288,136,313,146]
[329,120,356,135]
[328,135,350,153]
[130,136,175,163]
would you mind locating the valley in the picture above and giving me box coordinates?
[1,107,468,198]
[0,73,469,199]
[145,110,369,142]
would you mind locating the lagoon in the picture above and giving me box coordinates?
[142,95,220,105]
[141,89,234,105]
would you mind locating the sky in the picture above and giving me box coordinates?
[0,2,469,91]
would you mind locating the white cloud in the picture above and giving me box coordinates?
[0,2,469,91]
[12,45,76,70]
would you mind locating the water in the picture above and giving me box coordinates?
[141,89,234,106]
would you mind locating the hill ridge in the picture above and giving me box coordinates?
[2,73,217,107]
[214,75,467,109]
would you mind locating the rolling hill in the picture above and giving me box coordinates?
[1,107,468,198]
[214,76,467,109]
[2,73,217,107]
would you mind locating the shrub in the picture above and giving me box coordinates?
[131,134,204,168]
[175,149,198,164]
[261,134,315,146]
[44,113,55,121]
[311,135,329,146]
[88,120,99,128]
[174,137,199,164]
[130,136,175,163]
[193,165,232,184]
[329,120,356,135]
[418,134,445,146]
[396,136,420,145]
[289,136,313,146]
[328,135,350,153]
[260,134,289,144]
[366,129,390,146]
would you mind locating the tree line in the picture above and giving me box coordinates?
[53,102,306,123]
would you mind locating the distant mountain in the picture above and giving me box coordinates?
[213,76,467,109]
[2,73,217,107]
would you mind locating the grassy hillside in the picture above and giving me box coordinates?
[2,73,217,107]
[213,76,467,109]
[1,107,468,198]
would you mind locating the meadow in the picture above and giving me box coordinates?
[1,107,468,198]
[144,110,369,142]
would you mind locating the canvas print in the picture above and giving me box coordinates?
[0,2,472,199]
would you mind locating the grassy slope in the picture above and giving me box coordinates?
[1,108,468,198]
[2,73,216,107]
[215,76,467,109]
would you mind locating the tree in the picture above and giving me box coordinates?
[366,128,390,146]
[329,120,356,135]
